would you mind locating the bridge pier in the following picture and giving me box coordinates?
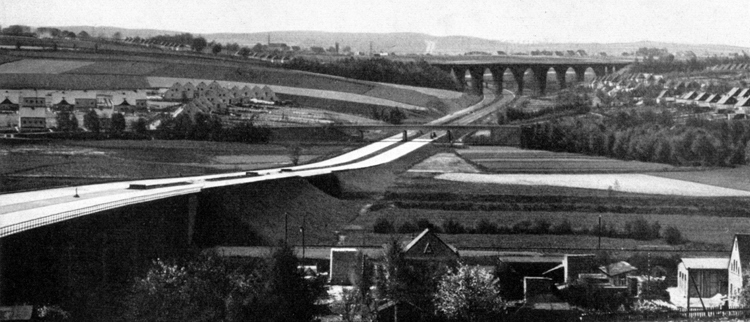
[591,66,606,78]
[468,67,485,95]
[187,194,197,245]
[532,66,548,96]
[489,66,505,94]
[510,67,526,95]
[451,67,468,91]
[402,130,407,142]
[573,66,587,83]
[553,66,568,90]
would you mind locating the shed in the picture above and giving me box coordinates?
[677,257,728,299]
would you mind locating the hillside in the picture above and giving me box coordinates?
[54,26,750,55]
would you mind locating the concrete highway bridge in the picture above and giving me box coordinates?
[428,56,634,95]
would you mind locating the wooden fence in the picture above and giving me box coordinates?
[581,306,750,321]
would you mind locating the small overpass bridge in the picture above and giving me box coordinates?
[427,56,634,95]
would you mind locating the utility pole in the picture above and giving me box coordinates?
[598,215,602,250]
[284,212,288,245]
[300,213,306,259]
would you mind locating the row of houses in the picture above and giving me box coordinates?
[662,87,750,114]
[122,37,191,51]
[0,90,152,131]
[163,81,278,107]
[708,63,750,71]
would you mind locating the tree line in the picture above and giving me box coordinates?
[373,217,685,244]
[521,109,750,167]
[155,112,272,143]
[284,57,460,91]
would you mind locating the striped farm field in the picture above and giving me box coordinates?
[65,61,166,75]
[0,59,93,74]
[456,146,674,173]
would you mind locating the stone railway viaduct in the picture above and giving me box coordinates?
[430,59,633,95]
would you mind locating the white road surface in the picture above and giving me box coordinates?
[0,89,513,237]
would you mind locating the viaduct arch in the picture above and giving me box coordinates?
[435,61,631,96]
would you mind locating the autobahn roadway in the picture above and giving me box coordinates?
[0,89,515,238]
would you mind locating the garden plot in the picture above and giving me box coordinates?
[0,59,93,74]
[434,173,750,197]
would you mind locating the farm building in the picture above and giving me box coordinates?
[599,261,638,287]
[401,228,459,262]
[677,257,728,300]
[328,248,361,286]
[729,234,750,306]
[0,97,19,111]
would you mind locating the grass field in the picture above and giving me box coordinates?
[349,207,746,249]
[0,73,150,89]
[0,140,355,193]
[0,59,93,73]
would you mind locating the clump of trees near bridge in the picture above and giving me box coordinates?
[124,245,328,322]
[520,109,750,167]
[284,57,460,91]
[155,112,272,143]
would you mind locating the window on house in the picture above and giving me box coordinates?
[423,242,433,254]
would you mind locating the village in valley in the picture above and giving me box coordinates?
[3,2,750,322]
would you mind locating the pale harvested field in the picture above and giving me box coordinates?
[147,76,428,111]
[408,152,480,173]
[375,82,464,99]
[0,59,93,74]
[434,173,750,197]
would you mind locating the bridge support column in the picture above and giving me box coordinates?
[532,67,548,96]
[468,67,485,95]
[553,66,568,90]
[402,130,407,142]
[0,239,4,305]
[187,194,197,245]
[489,66,505,94]
[451,67,468,91]
[510,67,526,95]
[573,66,587,83]
[591,66,606,78]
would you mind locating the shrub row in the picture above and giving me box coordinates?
[284,57,459,91]
[372,217,686,244]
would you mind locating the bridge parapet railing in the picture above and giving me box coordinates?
[0,187,199,238]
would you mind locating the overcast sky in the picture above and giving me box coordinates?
[1,0,748,47]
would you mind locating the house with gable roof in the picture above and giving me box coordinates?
[402,228,459,262]
[729,234,750,305]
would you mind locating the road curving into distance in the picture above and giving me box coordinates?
[0,89,515,238]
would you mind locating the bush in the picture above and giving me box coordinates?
[511,220,532,234]
[663,226,685,245]
[442,219,466,234]
[397,221,420,234]
[475,219,498,234]
[551,219,573,235]
[530,218,551,234]
[373,218,395,234]
[416,218,441,233]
